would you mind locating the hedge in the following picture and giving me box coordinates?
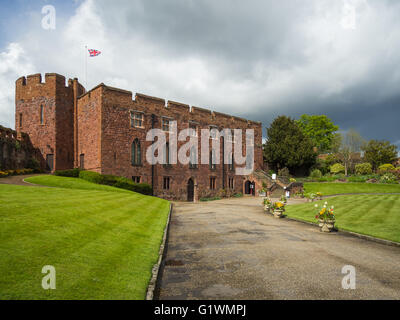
[55,168,81,177]
[0,168,34,178]
[77,171,152,195]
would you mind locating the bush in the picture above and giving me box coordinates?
[330,163,345,174]
[278,167,290,177]
[355,163,373,175]
[378,164,396,175]
[79,170,105,184]
[310,169,322,179]
[233,193,243,198]
[27,158,40,171]
[55,168,81,177]
[379,173,398,184]
[200,197,222,202]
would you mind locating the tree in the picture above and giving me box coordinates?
[363,140,398,170]
[264,116,316,174]
[337,129,365,176]
[296,115,339,153]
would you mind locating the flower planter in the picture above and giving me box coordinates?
[273,209,284,219]
[264,205,271,213]
[320,219,335,232]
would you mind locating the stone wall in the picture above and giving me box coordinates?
[0,125,37,170]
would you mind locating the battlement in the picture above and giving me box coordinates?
[136,93,165,106]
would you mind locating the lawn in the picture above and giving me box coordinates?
[0,175,170,300]
[285,194,400,243]
[304,182,400,196]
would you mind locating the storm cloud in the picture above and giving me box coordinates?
[1,0,400,149]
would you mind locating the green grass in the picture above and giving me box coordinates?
[304,182,400,195]
[0,175,170,299]
[286,195,400,243]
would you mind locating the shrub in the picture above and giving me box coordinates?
[79,170,104,184]
[278,167,290,177]
[289,178,297,183]
[330,163,345,174]
[200,197,221,202]
[378,164,396,175]
[233,193,243,198]
[55,168,81,177]
[0,171,9,178]
[27,158,40,171]
[310,169,322,179]
[379,173,398,184]
[113,177,152,195]
[355,163,373,175]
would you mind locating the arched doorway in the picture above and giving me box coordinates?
[244,180,255,196]
[187,178,194,202]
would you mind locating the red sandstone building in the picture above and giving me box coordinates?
[15,73,276,201]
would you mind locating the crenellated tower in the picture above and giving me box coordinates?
[15,73,85,171]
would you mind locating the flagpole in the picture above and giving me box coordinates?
[85,45,88,89]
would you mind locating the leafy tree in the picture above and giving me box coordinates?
[355,163,372,175]
[363,140,398,171]
[330,163,345,174]
[296,115,339,153]
[264,116,316,174]
[337,129,365,176]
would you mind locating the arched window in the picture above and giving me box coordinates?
[189,146,197,169]
[131,139,141,166]
[209,149,216,170]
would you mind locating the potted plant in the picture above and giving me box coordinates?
[315,202,336,232]
[272,201,285,218]
[263,197,272,213]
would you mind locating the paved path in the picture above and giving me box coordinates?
[158,197,400,300]
[0,174,45,187]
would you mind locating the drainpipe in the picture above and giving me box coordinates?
[151,114,155,196]
[222,136,225,189]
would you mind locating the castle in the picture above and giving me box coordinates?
[15,73,296,201]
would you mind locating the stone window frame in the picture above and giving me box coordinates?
[132,176,141,183]
[209,149,217,170]
[209,125,219,140]
[189,145,198,169]
[130,110,145,129]
[189,121,198,137]
[19,113,23,128]
[209,176,217,190]
[131,138,142,166]
[228,177,235,190]
[39,105,44,125]
[163,176,171,190]
[162,117,174,132]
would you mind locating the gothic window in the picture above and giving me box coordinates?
[163,177,170,190]
[131,139,142,166]
[209,177,216,190]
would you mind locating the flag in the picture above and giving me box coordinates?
[88,49,101,57]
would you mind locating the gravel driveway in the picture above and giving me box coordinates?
[157,197,400,300]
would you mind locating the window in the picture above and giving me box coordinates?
[209,126,218,140]
[189,122,197,137]
[164,142,170,166]
[209,149,216,170]
[229,153,234,171]
[131,139,142,166]
[210,177,216,190]
[79,154,84,169]
[189,146,198,169]
[228,177,234,189]
[19,113,22,127]
[132,176,141,183]
[162,118,172,132]
[163,177,170,190]
[40,105,44,124]
[130,111,144,128]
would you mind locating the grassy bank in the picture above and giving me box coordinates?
[285,194,400,243]
[0,176,169,299]
[304,182,400,196]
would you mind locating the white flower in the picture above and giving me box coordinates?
[331,206,334,209]
[324,202,328,205]
[314,204,318,208]
[323,205,327,208]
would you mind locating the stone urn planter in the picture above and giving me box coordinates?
[273,209,284,219]
[319,219,336,232]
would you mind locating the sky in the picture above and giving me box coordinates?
[0,0,400,150]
